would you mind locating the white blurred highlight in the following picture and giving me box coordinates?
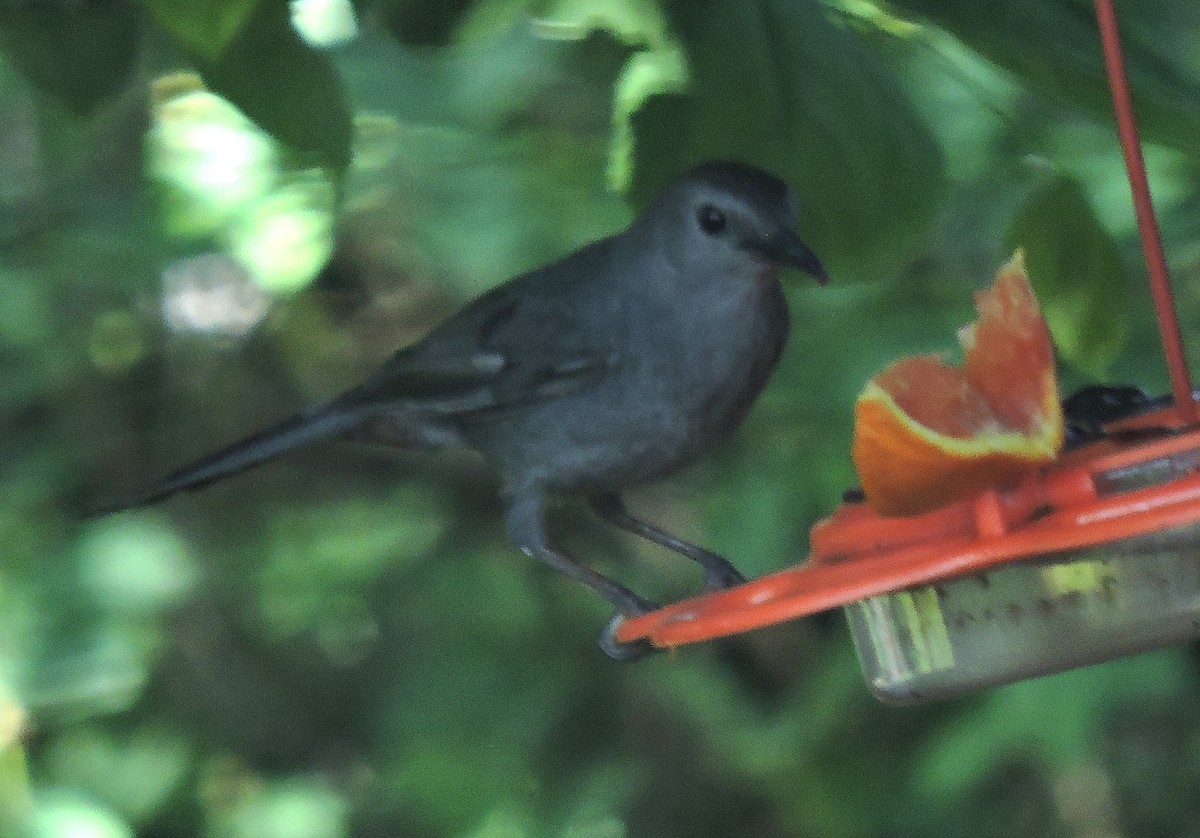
[162,253,271,336]
[290,0,358,47]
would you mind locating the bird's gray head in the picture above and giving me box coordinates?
[644,161,828,285]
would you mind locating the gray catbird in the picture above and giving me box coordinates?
[106,161,827,659]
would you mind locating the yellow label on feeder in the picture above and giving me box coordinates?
[898,588,955,674]
[1039,560,1115,598]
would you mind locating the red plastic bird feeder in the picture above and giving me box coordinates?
[615,0,1200,702]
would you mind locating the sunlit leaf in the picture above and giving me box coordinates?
[225,174,336,295]
[42,726,193,826]
[290,0,359,47]
[224,778,348,838]
[196,1,353,176]
[0,689,31,836]
[146,78,281,239]
[75,515,197,614]
[30,793,133,838]
[336,19,634,295]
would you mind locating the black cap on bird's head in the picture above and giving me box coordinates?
[654,161,828,285]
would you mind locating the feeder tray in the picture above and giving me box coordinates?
[618,405,1200,701]
[615,0,1200,702]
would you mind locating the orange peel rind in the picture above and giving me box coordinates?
[852,250,1064,516]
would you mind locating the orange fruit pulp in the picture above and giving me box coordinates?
[852,250,1064,516]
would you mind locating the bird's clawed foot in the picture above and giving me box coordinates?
[697,550,747,591]
[598,606,660,662]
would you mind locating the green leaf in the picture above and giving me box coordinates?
[336,19,635,296]
[221,778,348,838]
[0,690,32,836]
[1006,173,1130,378]
[914,649,1190,799]
[136,0,261,61]
[42,725,193,826]
[0,3,141,113]
[886,0,1200,156]
[628,0,946,281]
[195,1,353,176]
[374,0,476,45]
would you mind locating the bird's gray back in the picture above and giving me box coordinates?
[457,232,791,494]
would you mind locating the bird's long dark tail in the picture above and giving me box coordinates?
[99,403,368,514]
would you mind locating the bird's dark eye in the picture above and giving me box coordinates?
[697,204,727,235]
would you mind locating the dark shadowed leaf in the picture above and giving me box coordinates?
[372,0,476,45]
[627,0,946,282]
[887,0,1200,156]
[0,3,141,114]
[1007,173,1129,378]
[196,1,353,176]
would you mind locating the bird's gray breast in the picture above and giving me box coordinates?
[649,274,790,454]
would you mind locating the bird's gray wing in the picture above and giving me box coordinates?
[346,271,620,417]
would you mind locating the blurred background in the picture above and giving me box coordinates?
[3,0,1200,835]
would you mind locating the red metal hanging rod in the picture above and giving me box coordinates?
[1093,0,1195,424]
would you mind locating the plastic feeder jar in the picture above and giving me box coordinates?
[819,411,1200,703]
[615,405,1200,703]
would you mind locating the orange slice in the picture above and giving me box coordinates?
[852,250,1064,516]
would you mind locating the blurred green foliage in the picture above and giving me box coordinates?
[1007,173,1129,378]
[3,0,1200,836]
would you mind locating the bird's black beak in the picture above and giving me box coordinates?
[748,230,829,285]
[778,230,828,285]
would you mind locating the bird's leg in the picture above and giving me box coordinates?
[504,493,658,661]
[589,493,747,590]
